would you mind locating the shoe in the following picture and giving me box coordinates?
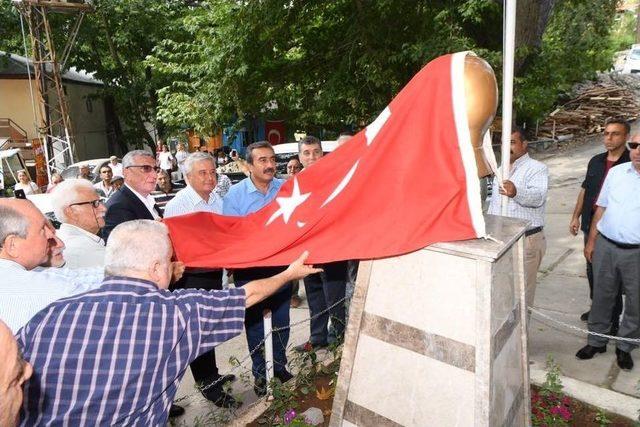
[274,370,293,383]
[580,311,590,322]
[202,388,241,408]
[169,404,185,417]
[254,377,267,397]
[290,295,303,308]
[616,348,634,371]
[294,341,328,352]
[575,344,606,360]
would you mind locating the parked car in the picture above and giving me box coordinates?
[273,141,337,175]
[0,148,31,195]
[61,158,115,183]
[622,44,640,74]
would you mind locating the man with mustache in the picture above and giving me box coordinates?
[223,141,291,396]
[488,127,549,316]
[50,179,108,269]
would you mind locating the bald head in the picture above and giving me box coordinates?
[0,319,32,426]
[0,199,55,269]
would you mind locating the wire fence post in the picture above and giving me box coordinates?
[263,309,274,395]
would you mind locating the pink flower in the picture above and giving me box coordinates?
[284,409,297,424]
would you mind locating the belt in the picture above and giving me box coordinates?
[525,226,543,237]
[600,233,640,250]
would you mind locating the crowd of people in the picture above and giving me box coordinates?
[0,136,354,425]
[2,122,638,425]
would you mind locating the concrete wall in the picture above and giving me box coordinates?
[0,79,109,160]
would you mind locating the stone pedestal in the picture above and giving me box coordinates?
[331,215,530,426]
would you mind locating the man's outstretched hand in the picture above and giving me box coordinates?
[285,251,323,280]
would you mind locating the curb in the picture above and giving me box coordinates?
[530,367,640,422]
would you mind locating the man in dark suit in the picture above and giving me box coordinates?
[103,150,163,241]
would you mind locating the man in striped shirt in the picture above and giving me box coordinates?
[18,220,321,425]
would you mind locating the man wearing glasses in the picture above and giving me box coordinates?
[50,179,107,269]
[103,150,163,241]
[569,118,630,328]
[576,135,640,371]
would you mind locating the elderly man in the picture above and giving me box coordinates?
[50,179,107,269]
[223,141,290,395]
[0,319,32,427]
[294,135,349,351]
[152,170,182,215]
[18,220,321,425]
[0,199,103,333]
[108,155,124,177]
[164,152,236,407]
[488,127,548,313]
[77,164,92,181]
[570,118,630,325]
[94,164,115,199]
[102,150,162,241]
[576,138,640,370]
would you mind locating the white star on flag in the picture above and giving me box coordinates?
[266,177,311,226]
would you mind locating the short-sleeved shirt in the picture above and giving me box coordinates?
[596,162,640,244]
[580,150,629,233]
[18,276,246,426]
[223,177,284,216]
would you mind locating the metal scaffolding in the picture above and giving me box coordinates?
[13,0,94,176]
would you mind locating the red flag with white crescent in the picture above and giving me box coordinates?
[164,52,486,268]
[265,120,286,145]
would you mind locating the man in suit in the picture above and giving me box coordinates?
[102,151,185,417]
[103,150,163,242]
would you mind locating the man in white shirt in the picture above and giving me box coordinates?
[51,179,107,269]
[164,152,238,408]
[103,150,163,241]
[488,127,548,312]
[108,155,124,178]
[0,199,104,333]
[576,138,640,370]
[93,165,116,199]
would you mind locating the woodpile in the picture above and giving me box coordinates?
[536,83,638,138]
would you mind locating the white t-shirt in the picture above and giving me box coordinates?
[158,152,174,170]
[15,181,39,195]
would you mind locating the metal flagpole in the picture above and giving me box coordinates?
[501,0,517,215]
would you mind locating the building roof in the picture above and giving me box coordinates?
[0,51,103,86]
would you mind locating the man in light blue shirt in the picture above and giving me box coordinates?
[0,199,103,333]
[577,139,640,370]
[223,141,290,396]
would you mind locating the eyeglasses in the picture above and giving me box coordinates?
[69,199,103,208]
[626,142,640,151]
[126,165,161,173]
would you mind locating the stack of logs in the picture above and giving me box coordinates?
[536,83,639,138]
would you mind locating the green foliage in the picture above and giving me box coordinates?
[595,407,612,426]
[610,10,636,53]
[531,355,573,426]
[515,0,618,125]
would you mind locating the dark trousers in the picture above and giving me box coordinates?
[172,269,223,384]
[588,235,640,352]
[584,232,622,327]
[303,261,348,345]
[234,267,291,381]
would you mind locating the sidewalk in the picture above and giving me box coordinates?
[528,131,640,421]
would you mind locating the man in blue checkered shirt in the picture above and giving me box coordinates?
[17,220,321,426]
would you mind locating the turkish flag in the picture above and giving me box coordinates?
[265,120,286,145]
[165,52,486,268]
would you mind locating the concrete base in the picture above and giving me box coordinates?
[331,215,530,426]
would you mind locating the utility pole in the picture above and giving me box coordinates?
[12,0,93,177]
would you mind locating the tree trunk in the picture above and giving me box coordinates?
[514,0,557,75]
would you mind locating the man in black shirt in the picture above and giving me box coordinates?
[569,117,630,328]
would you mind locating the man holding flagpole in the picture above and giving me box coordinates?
[488,127,548,313]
